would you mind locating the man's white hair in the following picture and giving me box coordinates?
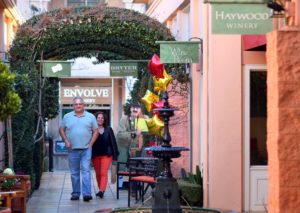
[73,96,84,103]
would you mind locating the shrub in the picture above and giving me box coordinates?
[179,165,203,206]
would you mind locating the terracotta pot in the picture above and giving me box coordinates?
[0,207,11,213]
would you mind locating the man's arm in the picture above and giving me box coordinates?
[59,127,72,148]
[88,128,99,148]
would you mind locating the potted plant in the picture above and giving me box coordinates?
[178,165,203,207]
[0,168,18,191]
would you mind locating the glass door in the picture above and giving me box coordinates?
[244,66,268,212]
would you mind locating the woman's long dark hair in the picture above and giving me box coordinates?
[94,111,108,127]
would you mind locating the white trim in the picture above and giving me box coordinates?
[243,64,266,211]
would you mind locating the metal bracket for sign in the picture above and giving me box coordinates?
[189,37,203,73]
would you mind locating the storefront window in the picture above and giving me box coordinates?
[250,71,267,166]
[67,0,103,7]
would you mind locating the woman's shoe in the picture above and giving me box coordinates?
[96,191,104,198]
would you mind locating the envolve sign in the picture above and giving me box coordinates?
[212,4,272,34]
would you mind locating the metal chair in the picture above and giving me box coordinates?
[127,157,159,207]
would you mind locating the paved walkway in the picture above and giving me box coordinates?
[27,170,146,213]
[27,170,244,213]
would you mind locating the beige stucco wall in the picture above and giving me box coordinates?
[48,0,65,10]
[0,8,4,52]
[112,78,126,131]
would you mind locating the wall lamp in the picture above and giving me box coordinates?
[267,0,285,17]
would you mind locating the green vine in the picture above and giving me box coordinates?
[8,5,175,190]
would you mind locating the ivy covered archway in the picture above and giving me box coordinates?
[8,5,174,189]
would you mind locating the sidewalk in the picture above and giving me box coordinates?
[27,170,141,213]
[26,170,243,213]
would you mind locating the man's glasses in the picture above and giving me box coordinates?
[74,103,84,106]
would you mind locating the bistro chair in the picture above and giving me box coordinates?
[116,161,129,199]
[127,157,159,207]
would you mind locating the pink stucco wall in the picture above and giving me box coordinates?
[168,80,189,177]
[208,34,243,211]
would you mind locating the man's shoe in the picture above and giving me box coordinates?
[70,195,79,201]
[83,195,93,202]
[96,191,104,198]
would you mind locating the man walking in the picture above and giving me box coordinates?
[59,97,98,202]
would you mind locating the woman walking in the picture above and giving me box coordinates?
[92,111,119,198]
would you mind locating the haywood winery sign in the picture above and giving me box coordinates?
[212,4,272,34]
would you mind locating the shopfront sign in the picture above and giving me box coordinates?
[42,61,71,77]
[212,4,272,34]
[54,140,68,155]
[156,41,201,63]
[60,86,112,104]
[110,61,139,77]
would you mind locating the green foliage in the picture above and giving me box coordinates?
[1,168,18,191]
[7,5,174,191]
[181,167,187,179]
[179,166,203,206]
[0,60,21,121]
[178,179,203,207]
[181,165,203,186]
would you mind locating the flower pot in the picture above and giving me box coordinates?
[0,207,11,213]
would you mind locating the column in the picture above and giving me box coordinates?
[0,9,5,52]
[267,29,300,212]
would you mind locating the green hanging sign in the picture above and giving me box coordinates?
[157,41,201,64]
[110,61,144,77]
[205,0,266,3]
[41,61,71,77]
[212,4,272,34]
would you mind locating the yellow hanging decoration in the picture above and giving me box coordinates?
[153,70,173,92]
[146,114,164,136]
[141,90,159,112]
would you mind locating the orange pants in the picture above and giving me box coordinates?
[92,155,113,192]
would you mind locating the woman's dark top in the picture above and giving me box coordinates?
[92,126,119,161]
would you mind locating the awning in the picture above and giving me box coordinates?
[242,35,266,51]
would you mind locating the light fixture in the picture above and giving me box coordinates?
[267,0,285,18]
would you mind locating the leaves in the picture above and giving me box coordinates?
[0,60,22,121]
[7,5,175,190]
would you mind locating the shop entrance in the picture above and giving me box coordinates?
[244,65,268,212]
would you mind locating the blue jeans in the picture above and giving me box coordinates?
[68,148,92,197]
